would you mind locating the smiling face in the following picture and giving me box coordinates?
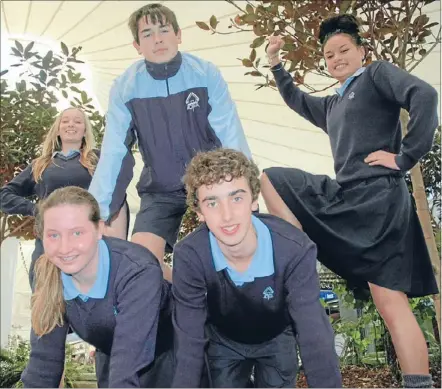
[133,15,181,63]
[324,33,365,84]
[42,204,103,277]
[57,108,86,146]
[196,176,258,252]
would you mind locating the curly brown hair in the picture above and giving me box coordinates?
[184,149,260,211]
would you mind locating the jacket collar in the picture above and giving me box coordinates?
[145,51,182,80]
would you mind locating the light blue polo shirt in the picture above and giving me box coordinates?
[52,149,80,158]
[62,239,110,302]
[209,215,274,286]
[336,67,366,96]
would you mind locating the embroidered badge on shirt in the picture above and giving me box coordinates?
[263,286,274,300]
[348,92,355,100]
[186,92,200,111]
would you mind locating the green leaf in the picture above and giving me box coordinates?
[52,58,63,67]
[425,22,439,29]
[16,80,26,92]
[66,58,84,64]
[209,15,218,29]
[70,86,82,93]
[246,4,254,14]
[11,48,22,57]
[339,0,353,14]
[0,69,8,77]
[196,21,210,31]
[47,78,58,87]
[42,51,53,70]
[23,50,34,60]
[61,42,69,56]
[414,14,430,28]
[250,36,266,48]
[24,42,34,55]
[39,70,47,83]
[67,69,74,82]
[81,91,88,104]
[242,58,254,67]
[249,48,257,62]
[243,14,258,23]
[295,20,303,33]
[15,40,24,53]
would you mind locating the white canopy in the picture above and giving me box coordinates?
[1,0,441,215]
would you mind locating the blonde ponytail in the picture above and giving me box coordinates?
[31,254,65,336]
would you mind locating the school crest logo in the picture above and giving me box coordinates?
[263,286,274,300]
[186,92,200,111]
[348,92,355,100]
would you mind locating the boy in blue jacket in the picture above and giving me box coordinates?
[172,148,341,388]
[89,4,250,281]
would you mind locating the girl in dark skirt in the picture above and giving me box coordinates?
[261,14,439,388]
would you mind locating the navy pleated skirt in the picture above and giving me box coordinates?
[264,167,438,297]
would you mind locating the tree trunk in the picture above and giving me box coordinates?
[400,110,441,333]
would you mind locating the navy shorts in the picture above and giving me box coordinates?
[207,325,298,388]
[132,191,188,253]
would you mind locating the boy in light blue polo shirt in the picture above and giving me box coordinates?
[172,149,341,388]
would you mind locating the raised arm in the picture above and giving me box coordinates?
[271,64,331,132]
[285,237,342,387]
[267,36,330,132]
[109,259,164,387]
[88,81,136,221]
[371,61,439,171]
[21,323,69,387]
[171,244,208,388]
[207,62,251,158]
[0,164,36,216]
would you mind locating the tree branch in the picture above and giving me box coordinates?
[364,4,382,61]
[0,215,7,243]
[225,0,246,14]
[407,27,441,73]
[0,217,33,245]
[377,2,400,64]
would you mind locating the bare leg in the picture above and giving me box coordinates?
[369,282,429,374]
[260,172,303,230]
[132,232,172,282]
[104,202,129,239]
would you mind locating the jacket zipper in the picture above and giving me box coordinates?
[165,64,170,96]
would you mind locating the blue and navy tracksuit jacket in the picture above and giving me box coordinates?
[89,52,251,221]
